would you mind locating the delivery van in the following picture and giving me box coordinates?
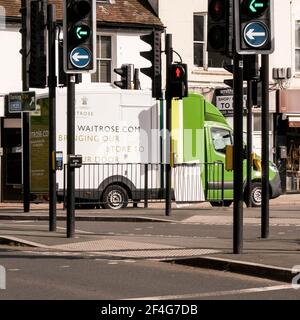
[32,88,281,209]
[171,93,282,207]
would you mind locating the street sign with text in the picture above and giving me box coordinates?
[8,91,36,113]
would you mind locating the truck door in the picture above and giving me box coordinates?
[206,126,234,200]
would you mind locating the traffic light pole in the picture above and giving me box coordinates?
[165,34,173,217]
[261,55,270,239]
[67,75,76,238]
[47,4,57,232]
[21,0,30,213]
[246,80,253,207]
[233,52,244,254]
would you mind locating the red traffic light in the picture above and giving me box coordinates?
[172,65,185,80]
[208,0,226,21]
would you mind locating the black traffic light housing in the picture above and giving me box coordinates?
[235,0,274,54]
[223,62,234,88]
[58,40,82,87]
[114,64,132,89]
[19,1,30,87]
[140,30,162,99]
[207,0,232,56]
[168,63,188,99]
[29,0,47,88]
[64,0,96,73]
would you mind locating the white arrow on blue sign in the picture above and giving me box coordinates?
[70,47,91,69]
[243,22,268,48]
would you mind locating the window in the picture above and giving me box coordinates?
[194,14,205,67]
[295,20,300,72]
[253,113,273,132]
[91,35,112,83]
[193,13,230,69]
[211,127,232,154]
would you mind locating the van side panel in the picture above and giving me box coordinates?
[182,94,205,163]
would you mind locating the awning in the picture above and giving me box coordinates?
[287,114,300,127]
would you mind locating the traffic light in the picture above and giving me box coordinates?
[207,0,232,55]
[19,0,30,86]
[235,0,274,54]
[114,64,132,89]
[29,0,47,88]
[223,62,234,88]
[243,55,259,80]
[64,0,96,73]
[140,30,162,99]
[168,63,188,99]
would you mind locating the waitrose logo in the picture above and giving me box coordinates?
[77,125,141,133]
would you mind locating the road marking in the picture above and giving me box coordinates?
[123,260,136,263]
[0,223,47,228]
[8,269,20,272]
[129,284,293,300]
[56,226,94,234]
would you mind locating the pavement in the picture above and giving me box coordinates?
[0,193,300,284]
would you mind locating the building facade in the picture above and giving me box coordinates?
[154,0,300,193]
[0,0,163,201]
[1,0,300,200]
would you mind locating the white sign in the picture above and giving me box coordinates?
[216,95,247,115]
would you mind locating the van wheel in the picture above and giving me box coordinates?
[102,185,128,210]
[249,182,262,207]
[210,201,232,207]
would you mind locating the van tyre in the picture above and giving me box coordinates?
[210,201,232,207]
[249,182,262,207]
[102,185,128,210]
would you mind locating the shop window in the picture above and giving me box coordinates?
[253,113,273,132]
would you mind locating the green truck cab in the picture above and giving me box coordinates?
[172,93,282,207]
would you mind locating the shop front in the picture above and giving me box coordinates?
[276,89,300,193]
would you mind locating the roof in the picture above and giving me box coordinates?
[0,0,163,28]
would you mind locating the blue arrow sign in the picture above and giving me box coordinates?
[243,22,269,48]
[70,47,91,69]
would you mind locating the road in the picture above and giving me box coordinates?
[0,249,298,300]
[0,219,300,300]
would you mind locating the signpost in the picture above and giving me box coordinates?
[63,0,96,238]
[235,0,274,54]
[213,88,247,117]
[70,47,92,69]
[8,91,36,113]
[243,22,268,48]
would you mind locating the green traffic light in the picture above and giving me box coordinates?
[76,26,87,39]
[250,0,264,12]
[71,24,91,42]
[243,0,269,17]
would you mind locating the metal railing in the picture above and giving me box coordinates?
[62,162,225,209]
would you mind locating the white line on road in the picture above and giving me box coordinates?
[129,284,293,300]
[8,269,20,272]
[56,226,94,234]
[59,265,70,268]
